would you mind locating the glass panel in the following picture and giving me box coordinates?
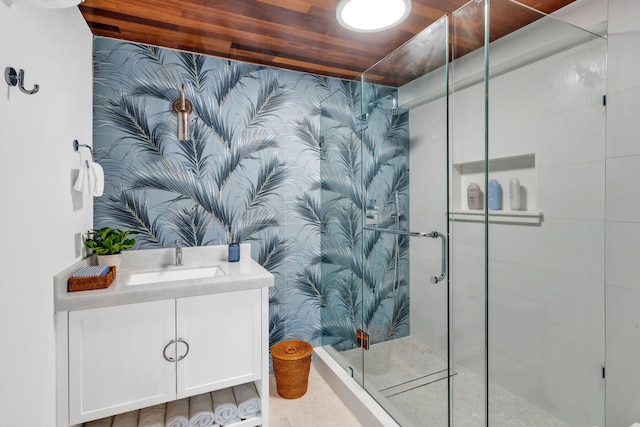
[449,0,489,425]
[357,15,450,426]
[486,1,606,426]
[319,80,366,387]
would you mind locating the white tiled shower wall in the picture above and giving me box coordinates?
[605,0,640,425]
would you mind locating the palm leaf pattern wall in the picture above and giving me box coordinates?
[93,37,409,350]
[318,83,410,351]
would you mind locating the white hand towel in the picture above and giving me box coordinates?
[112,410,139,427]
[73,161,91,194]
[88,161,105,197]
[84,416,113,427]
[189,393,215,427]
[166,398,189,427]
[139,403,166,427]
[232,383,261,419]
[211,387,238,425]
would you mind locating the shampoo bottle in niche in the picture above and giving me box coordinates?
[467,183,482,210]
[488,179,502,210]
[509,178,521,210]
[228,235,240,262]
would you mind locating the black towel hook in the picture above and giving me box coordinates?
[4,67,39,95]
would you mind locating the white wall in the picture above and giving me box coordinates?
[0,3,92,425]
[605,0,640,425]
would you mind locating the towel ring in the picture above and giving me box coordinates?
[73,139,93,156]
[73,140,92,168]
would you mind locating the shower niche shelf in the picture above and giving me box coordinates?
[451,153,542,225]
[449,209,542,224]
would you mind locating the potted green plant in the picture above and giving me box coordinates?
[84,227,137,271]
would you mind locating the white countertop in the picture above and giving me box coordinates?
[54,244,274,312]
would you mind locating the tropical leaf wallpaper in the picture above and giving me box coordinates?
[92,36,409,351]
[319,83,410,351]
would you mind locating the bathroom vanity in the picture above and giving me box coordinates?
[54,244,274,427]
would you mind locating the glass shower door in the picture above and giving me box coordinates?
[449,1,606,425]
[448,1,491,424]
[358,15,451,426]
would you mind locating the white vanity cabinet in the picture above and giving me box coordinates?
[69,289,262,424]
[176,290,262,397]
[68,299,176,424]
[55,245,273,427]
[67,289,264,425]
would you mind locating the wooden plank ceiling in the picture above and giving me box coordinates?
[79,0,575,87]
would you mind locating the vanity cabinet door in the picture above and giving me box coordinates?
[176,289,262,398]
[68,300,176,424]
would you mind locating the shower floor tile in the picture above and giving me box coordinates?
[335,336,571,427]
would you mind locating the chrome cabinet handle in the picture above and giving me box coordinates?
[163,339,190,362]
[163,340,176,362]
[176,338,190,361]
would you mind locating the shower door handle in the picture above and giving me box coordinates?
[428,231,447,284]
[363,226,447,283]
[363,226,435,238]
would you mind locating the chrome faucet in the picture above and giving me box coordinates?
[175,239,183,266]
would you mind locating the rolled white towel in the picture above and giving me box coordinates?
[112,410,139,427]
[166,398,189,427]
[189,393,215,427]
[211,387,238,425]
[88,161,104,197]
[84,416,113,427]
[139,403,166,427]
[232,383,261,419]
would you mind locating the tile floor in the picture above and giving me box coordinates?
[269,365,363,427]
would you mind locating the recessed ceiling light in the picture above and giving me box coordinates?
[336,0,412,33]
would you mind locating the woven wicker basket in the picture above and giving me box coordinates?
[270,340,313,399]
[67,266,116,292]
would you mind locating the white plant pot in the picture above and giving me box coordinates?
[96,254,122,272]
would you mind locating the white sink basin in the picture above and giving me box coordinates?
[127,265,224,286]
